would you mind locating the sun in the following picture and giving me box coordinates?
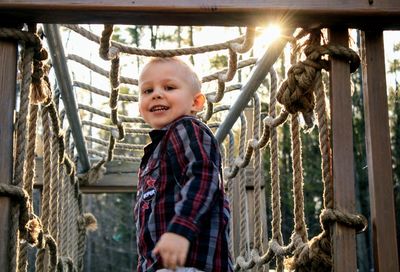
[256,25,282,47]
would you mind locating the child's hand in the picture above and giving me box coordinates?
[152,232,190,269]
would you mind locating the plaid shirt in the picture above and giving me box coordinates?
[135,116,233,272]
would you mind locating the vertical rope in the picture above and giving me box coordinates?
[290,114,308,241]
[49,105,60,246]
[238,114,249,258]
[35,106,53,272]
[269,66,284,271]
[226,131,236,257]
[314,72,333,210]
[251,94,264,272]
[13,47,34,272]
[19,102,39,272]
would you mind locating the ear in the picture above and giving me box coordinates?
[191,93,206,112]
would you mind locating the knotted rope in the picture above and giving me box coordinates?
[276,29,360,128]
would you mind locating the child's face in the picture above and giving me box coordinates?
[138,61,204,129]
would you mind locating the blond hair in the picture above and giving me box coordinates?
[140,57,202,93]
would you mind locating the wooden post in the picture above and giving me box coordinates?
[328,28,357,271]
[361,30,399,272]
[0,39,18,272]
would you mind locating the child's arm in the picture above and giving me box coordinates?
[152,232,190,269]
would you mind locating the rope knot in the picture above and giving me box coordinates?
[285,232,332,271]
[29,36,51,104]
[277,29,360,128]
[78,213,98,232]
[320,208,368,233]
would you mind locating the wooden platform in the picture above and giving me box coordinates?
[34,158,138,193]
[0,1,399,29]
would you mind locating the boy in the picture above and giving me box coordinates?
[135,57,233,272]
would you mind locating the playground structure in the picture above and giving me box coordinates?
[0,1,399,271]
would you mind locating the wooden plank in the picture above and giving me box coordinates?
[0,39,18,272]
[361,30,399,272]
[328,28,357,272]
[33,158,138,193]
[0,1,399,28]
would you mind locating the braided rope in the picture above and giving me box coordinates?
[85,135,144,151]
[68,54,138,85]
[251,94,264,272]
[19,102,39,272]
[81,119,150,135]
[237,114,250,258]
[12,46,33,272]
[290,114,308,241]
[78,103,144,123]
[269,63,284,271]
[49,108,60,246]
[226,131,236,257]
[35,106,53,272]
[314,74,333,210]
[64,24,253,57]
[89,149,142,162]
[0,28,50,104]
[74,81,138,102]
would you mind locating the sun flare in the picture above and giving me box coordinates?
[257,25,282,47]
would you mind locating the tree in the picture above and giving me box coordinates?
[388,41,400,266]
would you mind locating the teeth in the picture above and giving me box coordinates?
[150,106,169,112]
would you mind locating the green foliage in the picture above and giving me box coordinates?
[83,193,137,272]
[209,54,228,70]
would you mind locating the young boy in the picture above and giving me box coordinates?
[135,57,233,272]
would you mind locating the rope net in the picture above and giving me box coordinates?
[0,23,368,271]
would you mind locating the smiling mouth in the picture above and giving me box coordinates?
[150,105,169,112]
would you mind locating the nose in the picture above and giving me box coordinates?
[152,87,163,100]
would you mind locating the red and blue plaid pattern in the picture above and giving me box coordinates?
[135,116,233,272]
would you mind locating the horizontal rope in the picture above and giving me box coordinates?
[78,104,144,123]
[88,149,141,162]
[68,54,138,85]
[64,24,249,57]
[74,81,138,102]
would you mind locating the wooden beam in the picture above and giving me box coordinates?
[33,158,138,193]
[0,1,399,28]
[329,28,357,272]
[361,30,399,272]
[0,38,18,272]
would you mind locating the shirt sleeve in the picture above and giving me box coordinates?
[166,119,221,242]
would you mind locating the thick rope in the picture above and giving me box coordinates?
[68,54,138,85]
[0,28,50,104]
[35,105,53,272]
[276,29,360,128]
[81,120,150,135]
[78,103,143,123]
[74,81,138,102]
[251,94,265,272]
[64,24,254,57]
[290,114,308,241]
[269,63,284,271]
[12,46,33,272]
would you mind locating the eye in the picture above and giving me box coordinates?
[164,85,176,91]
[142,88,153,94]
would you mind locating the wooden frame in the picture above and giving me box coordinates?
[0,39,18,272]
[0,1,399,271]
[329,28,357,271]
[0,1,399,28]
[361,30,399,271]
